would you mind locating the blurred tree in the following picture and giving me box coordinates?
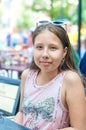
[16,0,86,28]
[70,0,86,26]
[31,0,77,21]
[82,0,86,26]
[17,3,35,29]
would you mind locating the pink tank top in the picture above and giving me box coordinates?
[22,70,70,130]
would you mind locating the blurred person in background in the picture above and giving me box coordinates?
[21,29,28,50]
[80,51,86,77]
[11,26,22,50]
[79,35,86,78]
[6,31,11,47]
[80,35,86,58]
[22,29,34,65]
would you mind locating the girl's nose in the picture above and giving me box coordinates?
[42,48,49,58]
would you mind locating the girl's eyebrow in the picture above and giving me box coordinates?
[34,42,43,45]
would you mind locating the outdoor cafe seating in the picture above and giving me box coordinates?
[0,50,29,79]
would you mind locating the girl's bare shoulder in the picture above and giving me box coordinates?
[64,70,81,83]
[20,69,32,91]
[63,70,84,92]
[21,68,31,80]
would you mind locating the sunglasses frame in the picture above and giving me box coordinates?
[36,20,67,31]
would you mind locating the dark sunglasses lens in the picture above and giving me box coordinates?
[53,21,64,25]
[53,21,66,31]
[39,20,49,23]
[37,20,49,26]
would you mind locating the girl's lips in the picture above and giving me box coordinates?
[40,61,52,66]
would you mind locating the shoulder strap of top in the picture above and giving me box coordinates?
[53,72,67,119]
[58,72,68,111]
[57,72,66,100]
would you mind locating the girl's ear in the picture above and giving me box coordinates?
[63,47,68,57]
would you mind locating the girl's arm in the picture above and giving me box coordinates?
[14,69,29,125]
[61,71,86,130]
[14,111,23,125]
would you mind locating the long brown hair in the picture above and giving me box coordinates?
[30,23,76,72]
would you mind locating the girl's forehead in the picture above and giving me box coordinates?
[35,30,54,40]
[34,30,62,46]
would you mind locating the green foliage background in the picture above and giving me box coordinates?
[16,0,86,29]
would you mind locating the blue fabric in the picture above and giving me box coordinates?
[22,36,28,45]
[79,51,86,76]
[0,118,31,130]
[6,34,11,46]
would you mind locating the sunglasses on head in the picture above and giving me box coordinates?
[36,20,67,31]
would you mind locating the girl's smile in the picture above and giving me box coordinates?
[40,61,52,66]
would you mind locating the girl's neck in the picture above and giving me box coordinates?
[36,70,59,86]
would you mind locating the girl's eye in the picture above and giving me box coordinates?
[50,46,57,50]
[35,46,43,49]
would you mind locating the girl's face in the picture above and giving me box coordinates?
[33,30,67,73]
